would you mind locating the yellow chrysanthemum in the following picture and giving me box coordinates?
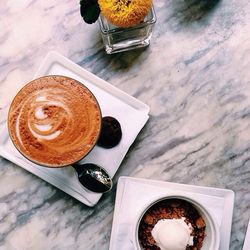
[98,0,152,28]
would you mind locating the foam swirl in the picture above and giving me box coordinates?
[8,76,101,167]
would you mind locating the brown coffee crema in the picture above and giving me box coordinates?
[8,75,102,167]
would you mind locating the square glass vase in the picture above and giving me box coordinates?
[98,7,157,54]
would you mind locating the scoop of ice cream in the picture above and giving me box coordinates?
[151,218,193,250]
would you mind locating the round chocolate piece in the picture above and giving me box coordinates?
[97,116,122,148]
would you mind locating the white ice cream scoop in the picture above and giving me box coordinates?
[151,218,193,250]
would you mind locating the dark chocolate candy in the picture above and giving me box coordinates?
[97,116,122,148]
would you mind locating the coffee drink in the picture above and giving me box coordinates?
[8,75,101,167]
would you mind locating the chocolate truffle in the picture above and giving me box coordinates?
[97,116,122,148]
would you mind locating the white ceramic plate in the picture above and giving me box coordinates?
[109,177,234,250]
[243,219,250,250]
[0,52,150,207]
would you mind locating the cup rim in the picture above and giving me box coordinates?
[133,193,220,250]
[7,75,102,168]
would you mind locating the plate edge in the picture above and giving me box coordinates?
[35,51,150,115]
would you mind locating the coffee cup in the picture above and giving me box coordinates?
[8,75,102,168]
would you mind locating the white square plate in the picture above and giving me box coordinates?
[0,52,150,207]
[243,219,250,250]
[109,177,234,250]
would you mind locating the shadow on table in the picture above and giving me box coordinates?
[175,0,221,23]
[100,46,149,72]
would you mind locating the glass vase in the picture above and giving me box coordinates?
[98,6,157,54]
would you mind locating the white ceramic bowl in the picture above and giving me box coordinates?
[133,194,220,250]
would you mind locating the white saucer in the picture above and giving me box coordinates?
[109,177,234,250]
[0,52,150,207]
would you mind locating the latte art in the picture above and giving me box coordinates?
[8,76,101,167]
[25,92,69,140]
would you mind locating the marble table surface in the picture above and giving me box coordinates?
[1,0,250,249]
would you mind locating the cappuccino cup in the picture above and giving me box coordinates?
[8,75,102,167]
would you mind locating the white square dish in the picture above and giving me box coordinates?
[109,177,234,250]
[0,52,150,207]
[243,219,250,250]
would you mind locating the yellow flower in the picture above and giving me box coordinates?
[98,0,152,28]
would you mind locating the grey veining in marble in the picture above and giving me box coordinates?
[0,0,250,249]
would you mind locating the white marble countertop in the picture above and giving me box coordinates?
[0,0,250,249]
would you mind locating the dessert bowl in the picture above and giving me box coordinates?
[133,193,220,250]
